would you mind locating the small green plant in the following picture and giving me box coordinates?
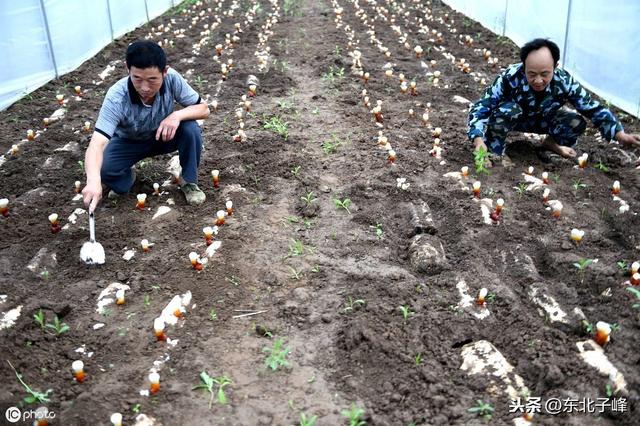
[40,270,50,280]
[334,45,342,56]
[321,65,345,85]
[571,178,587,192]
[474,147,490,175]
[132,403,141,414]
[342,404,366,426]
[616,260,628,272]
[299,412,318,426]
[301,191,317,206]
[263,115,289,140]
[33,309,46,330]
[605,383,613,398]
[595,161,610,173]
[399,305,414,324]
[514,182,528,198]
[333,198,352,214]
[47,316,70,335]
[573,258,594,283]
[192,75,208,90]
[8,361,53,405]
[581,320,595,334]
[311,265,320,273]
[263,337,291,371]
[277,99,295,111]
[626,287,640,309]
[193,371,232,408]
[288,239,305,257]
[467,400,494,420]
[288,266,303,280]
[414,353,423,366]
[291,165,301,178]
[373,223,383,240]
[144,295,151,308]
[225,275,240,286]
[209,308,218,321]
[343,297,365,313]
[311,106,319,115]
[321,135,344,154]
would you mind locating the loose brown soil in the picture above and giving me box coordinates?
[1,1,639,425]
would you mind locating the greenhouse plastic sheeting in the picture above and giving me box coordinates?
[443,0,640,117]
[0,0,176,111]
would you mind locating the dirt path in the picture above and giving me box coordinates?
[1,0,639,425]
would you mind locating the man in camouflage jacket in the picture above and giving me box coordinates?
[468,38,640,165]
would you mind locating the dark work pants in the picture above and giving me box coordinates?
[101,120,202,194]
[484,102,587,155]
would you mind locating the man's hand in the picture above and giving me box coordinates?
[473,136,488,153]
[616,131,640,148]
[156,113,181,141]
[82,180,102,214]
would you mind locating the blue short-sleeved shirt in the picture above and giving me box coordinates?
[467,63,623,142]
[95,67,201,141]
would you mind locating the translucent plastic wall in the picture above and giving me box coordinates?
[444,0,640,117]
[0,0,176,111]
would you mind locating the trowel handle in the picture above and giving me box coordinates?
[89,212,96,243]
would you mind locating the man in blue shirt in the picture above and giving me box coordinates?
[468,38,639,165]
[82,41,210,211]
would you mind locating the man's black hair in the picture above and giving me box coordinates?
[126,41,167,71]
[520,38,560,66]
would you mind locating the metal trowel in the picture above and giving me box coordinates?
[80,212,105,265]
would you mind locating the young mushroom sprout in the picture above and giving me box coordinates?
[72,360,86,383]
[49,213,61,234]
[149,372,161,395]
[578,153,588,169]
[116,289,126,305]
[154,318,167,341]
[594,321,611,347]
[570,228,584,243]
[136,193,147,210]
[211,169,220,188]
[472,181,481,198]
[0,198,8,217]
[611,180,620,195]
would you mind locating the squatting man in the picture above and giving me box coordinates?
[82,40,210,212]
[468,38,640,166]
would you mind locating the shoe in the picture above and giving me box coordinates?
[181,183,206,205]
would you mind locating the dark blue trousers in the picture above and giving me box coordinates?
[101,120,202,194]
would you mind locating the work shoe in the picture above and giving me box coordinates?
[181,183,206,205]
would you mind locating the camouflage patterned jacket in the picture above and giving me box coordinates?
[467,63,622,141]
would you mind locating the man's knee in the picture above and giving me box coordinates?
[568,114,587,134]
[177,120,202,141]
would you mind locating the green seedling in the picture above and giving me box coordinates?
[288,266,303,280]
[225,275,240,286]
[311,265,320,273]
[373,223,383,240]
[581,320,595,334]
[334,45,342,56]
[573,258,594,283]
[414,353,423,366]
[626,287,640,309]
[263,115,289,140]
[132,403,141,414]
[467,400,494,420]
[263,337,291,371]
[321,136,343,154]
[399,305,414,324]
[209,308,218,321]
[343,297,365,313]
[321,65,345,84]
[40,270,50,280]
[291,165,301,178]
[514,182,528,198]
[594,161,610,173]
[311,107,319,115]
[144,295,151,308]
[616,260,628,272]
[33,309,46,330]
[193,371,232,408]
[277,99,295,111]
[571,178,587,192]
[299,412,318,426]
[341,404,366,426]
[301,191,317,206]
[605,383,613,398]
[45,315,69,335]
[8,360,52,405]
[288,239,305,257]
[333,198,352,214]
[474,147,490,175]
